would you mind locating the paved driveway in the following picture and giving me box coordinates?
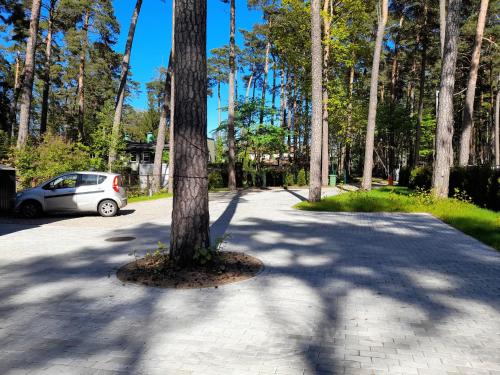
[0,188,499,375]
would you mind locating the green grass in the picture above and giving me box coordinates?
[295,187,500,251]
[128,192,173,203]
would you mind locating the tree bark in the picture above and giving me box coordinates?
[414,3,428,167]
[170,0,210,266]
[9,52,21,138]
[227,0,236,190]
[16,0,42,148]
[271,61,276,126]
[168,0,176,195]
[109,0,143,170]
[217,80,221,127]
[495,74,499,167]
[458,0,489,166]
[432,0,462,198]
[361,0,388,191]
[152,67,171,193]
[244,70,253,103]
[439,0,447,59]
[40,0,56,136]
[321,0,331,186]
[76,10,89,141]
[309,0,323,202]
[259,40,271,124]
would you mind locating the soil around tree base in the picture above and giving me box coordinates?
[117,251,264,289]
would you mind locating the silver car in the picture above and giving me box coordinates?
[15,172,127,218]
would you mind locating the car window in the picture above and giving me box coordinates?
[47,174,78,190]
[79,174,98,186]
[98,175,107,184]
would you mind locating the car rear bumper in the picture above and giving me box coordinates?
[118,198,127,209]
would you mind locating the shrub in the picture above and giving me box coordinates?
[208,171,224,190]
[297,169,307,186]
[284,172,295,187]
[14,135,91,188]
[409,166,432,189]
[450,166,500,211]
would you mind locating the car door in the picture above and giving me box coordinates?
[75,174,106,211]
[43,174,78,212]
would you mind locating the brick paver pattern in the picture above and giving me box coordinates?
[0,188,499,375]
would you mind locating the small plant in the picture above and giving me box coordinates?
[284,172,295,187]
[193,233,231,266]
[409,187,435,206]
[297,169,307,186]
[453,188,472,203]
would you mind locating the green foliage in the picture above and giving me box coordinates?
[13,135,91,188]
[208,171,224,190]
[193,234,231,266]
[409,166,432,190]
[284,172,295,187]
[296,187,500,251]
[296,168,307,186]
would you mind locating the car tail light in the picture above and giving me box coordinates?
[112,176,120,192]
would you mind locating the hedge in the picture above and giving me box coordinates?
[399,165,500,211]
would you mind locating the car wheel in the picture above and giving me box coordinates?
[20,200,42,218]
[98,199,118,217]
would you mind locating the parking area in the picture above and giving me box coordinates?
[0,187,499,375]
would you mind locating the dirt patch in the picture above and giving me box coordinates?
[117,251,263,289]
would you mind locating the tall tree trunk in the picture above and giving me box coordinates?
[16,0,42,148]
[432,0,462,198]
[153,65,172,193]
[309,0,322,202]
[458,0,489,166]
[245,70,253,103]
[259,40,271,124]
[345,61,355,179]
[227,0,237,190]
[217,80,221,127]
[321,0,331,186]
[77,10,89,141]
[440,0,447,59]
[109,0,143,169]
[40,0,56,136]
[361,0,388,191]
[495,74,499,167]
[271,62,276,126]
[168,0,176,195]
[9,52,21,138]
[414,3,428,167]
[280,70,287,130]
[170,0,210,266]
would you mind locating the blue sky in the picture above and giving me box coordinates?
[113,0,263,134]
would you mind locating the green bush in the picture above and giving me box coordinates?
[450,166,500,211]
[208,170,224,190]
[14,135,91,188]
[409,166,432,189]
[284,172,295,187]
[297,169,307,186]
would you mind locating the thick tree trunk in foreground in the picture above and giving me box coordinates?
[458,0,489,166]
[495,75,499,167]
[152,68,171,193]
[321,0,331,186]
[361,0,388,191]
[308,0,323,202]
[76,10,89,141]
[170,0,210,266]
[109,0,143,170]
[168,0,176,195]
[16,0,42,148]
[227,0,237,190]
[432,0,462,198]
[40,0,56,136]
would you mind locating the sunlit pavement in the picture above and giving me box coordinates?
[0,188,499,375]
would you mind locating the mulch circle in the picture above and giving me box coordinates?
[116,251,264,289]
